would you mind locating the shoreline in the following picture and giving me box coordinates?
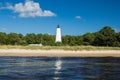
[0,49,120,57]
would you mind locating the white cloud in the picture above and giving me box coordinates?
[12,16,16,19]
[2,0,56,17]
[114,28,119,32]
[0,2,14,10]
[75,16,82,19]
[0,27,7,31]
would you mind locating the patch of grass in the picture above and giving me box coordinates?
[0,45,120,50]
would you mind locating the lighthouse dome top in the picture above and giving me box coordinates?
[57,25,60,28]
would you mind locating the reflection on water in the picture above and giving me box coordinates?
[54,58,62,80]
[55,59,62,71]
[0,57,120,80]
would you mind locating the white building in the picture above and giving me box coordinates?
[55,25,62,43]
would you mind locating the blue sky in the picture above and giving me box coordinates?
[0,0,120,35]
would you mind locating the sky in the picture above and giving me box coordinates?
[0,0,120,35]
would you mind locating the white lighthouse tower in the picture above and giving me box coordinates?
[55,25,62,43]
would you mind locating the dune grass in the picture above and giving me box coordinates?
[0,45,120,51]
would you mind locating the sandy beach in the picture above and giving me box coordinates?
[0,49,120,57]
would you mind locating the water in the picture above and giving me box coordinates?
[0,57,120,80]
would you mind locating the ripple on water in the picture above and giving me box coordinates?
[0,57,120,80]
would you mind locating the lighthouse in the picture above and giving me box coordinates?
[55,25,62,43]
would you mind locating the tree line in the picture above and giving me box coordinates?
[0,26,120,47]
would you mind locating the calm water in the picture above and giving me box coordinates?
[0,56,120,80]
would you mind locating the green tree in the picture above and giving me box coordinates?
[83,32,95,45]
[7,33,22,45]
[62,35,70,45]
[0,32,7,45]
[69,36,76,46]
[42,34,55,46]
[115,32,120,46]
[36,34,43,44]
[116,32,120,42]
[75,36,83,45]
[18,33,26,45]
[25,33,37,44]
[94,26,116,46]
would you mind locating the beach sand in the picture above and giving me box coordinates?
[0,49,120,57]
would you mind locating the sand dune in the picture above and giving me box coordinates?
[0,49,120,57]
